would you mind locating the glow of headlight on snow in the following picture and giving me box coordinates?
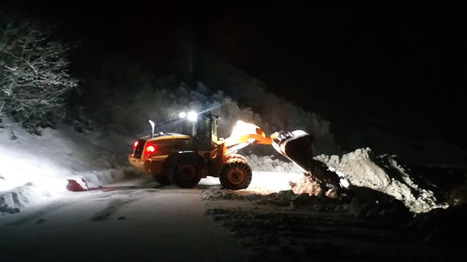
[35,176,70,196]
[0,148,72,204]
[201,171,303,194]
[247,171,303,194]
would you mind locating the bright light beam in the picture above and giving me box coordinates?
[187,111,198,122]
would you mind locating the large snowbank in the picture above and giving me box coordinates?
[316,148,448,213]
[204,148,453,214]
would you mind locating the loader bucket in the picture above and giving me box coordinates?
[272,130,341,187]
[272,130,314,173]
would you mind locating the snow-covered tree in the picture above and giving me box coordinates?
[0,12,77,134]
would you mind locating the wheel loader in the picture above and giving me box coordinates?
[128,111,347,190]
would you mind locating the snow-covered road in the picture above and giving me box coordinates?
[0,182,243,262]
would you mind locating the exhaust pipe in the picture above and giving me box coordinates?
[148,120,155,138]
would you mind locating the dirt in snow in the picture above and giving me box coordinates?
[202,148,467,261]
[203,185,467,261]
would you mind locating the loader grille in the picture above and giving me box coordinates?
[134,139,146,159]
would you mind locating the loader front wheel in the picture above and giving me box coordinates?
[219,157,252,190]
[169,155,202,188]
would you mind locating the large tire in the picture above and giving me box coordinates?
[227,154,248,163]
[219,154,252,190]
[145,161,172,185]
[167,154,202,188]
[153,175,171,185]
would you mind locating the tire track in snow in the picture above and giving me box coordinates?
[5,197,90,226]
[5,189,154,225]
[90,198,132,221]
[89,189,153,221]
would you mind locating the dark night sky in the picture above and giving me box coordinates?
[3,1,467,147]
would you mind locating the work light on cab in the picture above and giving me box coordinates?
[178,110,198,122]
[187,111,198,122]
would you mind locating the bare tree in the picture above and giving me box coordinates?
[0,11,77,134]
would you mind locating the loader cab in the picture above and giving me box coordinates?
[180,111,219,151]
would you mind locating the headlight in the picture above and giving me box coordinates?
[187,111,198,122]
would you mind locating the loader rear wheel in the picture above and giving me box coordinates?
[153,175,171,185]
[219,155,252,190]
[169,154,202,188]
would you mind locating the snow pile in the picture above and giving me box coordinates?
[0,119,139,213]
[315,148,448,213]
[203,147,451,217]
[203,183,413,220]
[0,182,60,214]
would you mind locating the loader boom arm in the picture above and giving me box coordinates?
[221,121,313,168]
[221,121,341,188]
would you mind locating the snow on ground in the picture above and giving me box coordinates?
[201,158,467,261]
[0,182,244,262]
[202,190,467,261]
